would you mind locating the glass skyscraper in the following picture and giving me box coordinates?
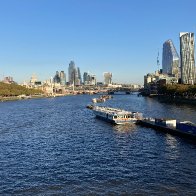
[68,61,76,84]
[53,71,66,85]
[180,32,195,84]
[83,72,88,85]
[162,39,179,78]
[68,61,81,85]
[60,71,66,85]
[77,67,82,84]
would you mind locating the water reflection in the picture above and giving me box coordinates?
[166,134,178,149]
[113,123,137,132]
[165,134,180,160]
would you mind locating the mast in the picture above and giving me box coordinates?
[157,50,160,72]
[72,80,75,92]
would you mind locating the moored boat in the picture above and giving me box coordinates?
[92,95,112,103]
[86,104,94,110]
[137,118,196,139]
[92,98,97,103]
[92,106,142,125]
[92,98,105,103]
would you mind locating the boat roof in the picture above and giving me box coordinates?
[94,106,134,115]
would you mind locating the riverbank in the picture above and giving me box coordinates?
[0,95,45,102]
[139,92,196,105]
[153,95,196,105]
[0,94,72,102]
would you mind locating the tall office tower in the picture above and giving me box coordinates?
[59,71,66,85]
[162,39,179,78]
[90,74,96,85]
[83,72,88,85]
[74,68,80,85]
[103,72,112,85]
[53,71,60,83]
[77,67,82,84]
[180,32,195,84]
[68,61,76,84]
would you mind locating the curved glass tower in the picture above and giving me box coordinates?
[162,39,179,78]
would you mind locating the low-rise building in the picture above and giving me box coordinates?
[2,76,14,84]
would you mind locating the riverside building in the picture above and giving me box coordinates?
[103,72,112,85]
[162,39,179,78]
[3,76,14,84]
[53,71,66,85]
[180,32,195,84]
[83,72,96,85]
[53,71,60,83]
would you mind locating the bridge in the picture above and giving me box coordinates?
[107,87,139,94]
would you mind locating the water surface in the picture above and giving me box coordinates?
[0,95,196,195]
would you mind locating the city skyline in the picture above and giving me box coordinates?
[0,0,196,84]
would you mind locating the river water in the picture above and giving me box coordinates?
[0,94,196,195]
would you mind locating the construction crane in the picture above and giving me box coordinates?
[157,50,160,72]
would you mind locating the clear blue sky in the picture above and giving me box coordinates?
[0,0,195,84]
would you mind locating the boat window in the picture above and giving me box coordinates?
[113,116,117,119]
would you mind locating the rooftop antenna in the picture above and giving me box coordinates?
[157,50,160,72]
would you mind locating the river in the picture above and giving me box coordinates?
[0,94,196,195]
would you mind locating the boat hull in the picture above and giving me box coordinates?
[95,115,137,125]
[137,120,196,140]
[92,106,142,125]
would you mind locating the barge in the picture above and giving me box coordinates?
[138,118,196,140]
[92,95,113,103]
[92,106,142,125]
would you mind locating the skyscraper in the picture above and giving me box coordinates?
[53,71,60,83]
[162,39,179,78]
[83,72,88,85]
[68,61,81,85]
[180,32,195,84]
[59,71,66,85]
[103,72,112,85]
[77,67,82,85]
[83,72,96,85]
[68,61,76,84]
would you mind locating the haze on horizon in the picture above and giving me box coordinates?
[0,0,195,84]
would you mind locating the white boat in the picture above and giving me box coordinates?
[92,106,142,125]
[92,98,105,103]
[92,98,97,103]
